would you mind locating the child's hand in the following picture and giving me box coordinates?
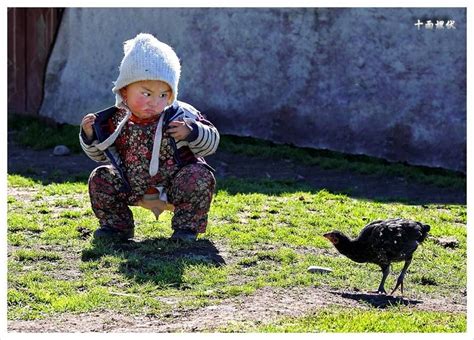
[166,120,191,141]
[81,113,96,140]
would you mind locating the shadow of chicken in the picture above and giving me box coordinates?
[323,218,430,295]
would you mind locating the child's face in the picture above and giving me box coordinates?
[120,80,172,119]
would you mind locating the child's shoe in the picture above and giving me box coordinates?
[93,226,134,241]
[170,229,198,242]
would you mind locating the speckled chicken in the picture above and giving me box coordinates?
[323,218,430,295]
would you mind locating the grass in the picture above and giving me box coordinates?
[6,114,466,332]
[7,174,467,332]
[8,114,81,153]
[220,307,466,332]
[219,135,466,190]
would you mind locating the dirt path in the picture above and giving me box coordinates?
[8,285,465,332]
[8,136,465,205]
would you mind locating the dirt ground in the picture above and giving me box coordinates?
[7,139,467,332]
[7,136,466,205]
[7,285,466,332]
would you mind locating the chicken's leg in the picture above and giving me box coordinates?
[390,257,412,295]
[376,264,390,294]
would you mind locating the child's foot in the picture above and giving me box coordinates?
[93,226,134,241]
[170,229,198,242]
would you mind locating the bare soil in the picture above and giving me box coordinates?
[8,137,466,204]
[7,285,466,333]
[7,139,466,332]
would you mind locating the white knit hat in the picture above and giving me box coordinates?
[112,33,181,107]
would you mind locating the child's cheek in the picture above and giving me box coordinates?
[134,96,149,109]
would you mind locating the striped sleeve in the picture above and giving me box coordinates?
[79,128,107,162]
[185,120,220,157]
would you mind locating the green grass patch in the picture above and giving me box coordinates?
[8,174,40,188]
[41,182,88,196]
[8,114,81,152]
[13,249,61,262]
[8,212,43,233]
[220,306,466,332]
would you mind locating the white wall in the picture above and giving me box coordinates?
[40,8,466,172]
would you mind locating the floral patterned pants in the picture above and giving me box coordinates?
[88,163,215,234]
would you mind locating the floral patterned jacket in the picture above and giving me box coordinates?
[79,101,219,192]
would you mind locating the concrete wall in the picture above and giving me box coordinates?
[40,8,466,172]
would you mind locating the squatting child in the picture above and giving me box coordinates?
[79,33,219,242]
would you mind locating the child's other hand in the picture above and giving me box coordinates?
[81,113,96,140]
[166,120,191,141]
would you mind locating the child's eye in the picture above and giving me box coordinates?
[159,93,168,98]
[142,92,151,97]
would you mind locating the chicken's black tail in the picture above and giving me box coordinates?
[418,222,431,243]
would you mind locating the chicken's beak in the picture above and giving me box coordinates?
[323,233,337,244]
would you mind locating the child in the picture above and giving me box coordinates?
[79,33,219,242]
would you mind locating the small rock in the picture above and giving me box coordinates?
[307,266,332,274]
[53,145,71,156]
[434,236,459,249]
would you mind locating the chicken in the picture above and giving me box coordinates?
[323,218,430,295]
